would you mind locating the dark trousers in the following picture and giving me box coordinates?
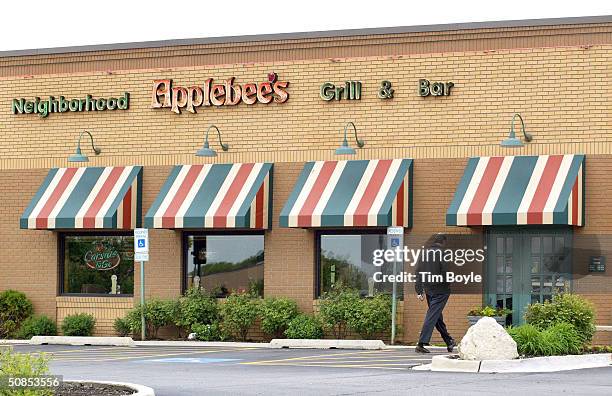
[418,293,453,345]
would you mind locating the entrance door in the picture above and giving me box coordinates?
[486,228,572,325]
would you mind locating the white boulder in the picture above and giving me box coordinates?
[458,317,518,360]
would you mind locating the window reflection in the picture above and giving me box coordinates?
[319,233,401,298]
[185,234,264,297]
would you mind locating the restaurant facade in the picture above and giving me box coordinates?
[1,16,611,343]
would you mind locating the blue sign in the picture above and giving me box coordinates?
[391,237,400,248]
[137,239,146,248]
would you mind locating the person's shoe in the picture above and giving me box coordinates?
[415,344,430,354]
[447,339,456,353]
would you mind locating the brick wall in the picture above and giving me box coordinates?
[56,296,133,336]
[0,46,610,170]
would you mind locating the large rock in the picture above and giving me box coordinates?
[458,317,518,360]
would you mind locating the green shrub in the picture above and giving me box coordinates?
[61,313,95,336]
[347,294,392,339]
[15,316,56,339]
[113,317,132,337]
[525,294,596,344]
[175,288,219,336]
[507,324,541,356]
[220,293,259,341]
[0,290,34,339]
[259,297,299,338]
[507,322,583,357]
[284,314,324,339]
[585,345,612,353]
[318,288,360,339]
[191,322,228,341]
[0,348,51,396]
[467,306,511,317]
[124,299,178,339]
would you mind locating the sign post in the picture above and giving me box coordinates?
[387,226,404,345]
[134,228,149,341]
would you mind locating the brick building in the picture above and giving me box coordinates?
[1,16,611,343]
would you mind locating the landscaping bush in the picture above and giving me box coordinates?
[61,313,95,336]
[585,345,612,354]
[259,297,299,338]
[347,294,392,339]
[219,293,259,341]
[0,348,51,396]
[113,317,132,337]
[124,299,178,339]
[0,290,33,339]
[525,293,596,344]
[318,288,360,339]
[15,315,56,339]
[191,322,228,342]
[284,314,324,339]
[467,306,511,317]
[507,322,583,357]
[175,288,219,337]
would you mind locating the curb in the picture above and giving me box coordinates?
[64,380,154,396]
[30,336,135,347]
[384,345,450,351]
[0,340,30,345]
[270,339,385,350]
[134,340,270,348]
[425,353,612,373]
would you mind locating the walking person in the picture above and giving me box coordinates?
[414,233,456,354]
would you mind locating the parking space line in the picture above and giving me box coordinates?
[51,348,241,362]
[248,363,412,370]
[241,349,392,365]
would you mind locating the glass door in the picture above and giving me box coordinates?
[486,228,572,325]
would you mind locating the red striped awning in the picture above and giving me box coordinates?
[145,163,272,229]
[280,159,413,227]
[20,166,143,229]
[446,155,584,226]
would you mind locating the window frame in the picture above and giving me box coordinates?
[181,230,266,295]
[58,231,135,297]
[314,228,387,298]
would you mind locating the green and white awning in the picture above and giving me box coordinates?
[446,154,584,226]
[21,166,142,229]
[280,159,412,228]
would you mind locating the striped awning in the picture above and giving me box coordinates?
[145,163,272,229]
[446,154,584,226]
[280,159,412,228]
[21,166,142,230]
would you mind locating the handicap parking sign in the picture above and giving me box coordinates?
[138,239,146,248]
[391,237,400,248]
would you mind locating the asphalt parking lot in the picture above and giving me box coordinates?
[9,344,612,395]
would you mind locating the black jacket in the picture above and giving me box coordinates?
[414,244,451,295]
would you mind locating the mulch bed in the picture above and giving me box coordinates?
[55,382,134,396]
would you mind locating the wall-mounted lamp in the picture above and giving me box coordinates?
[501,113,533,147]
[335,121,365,155]
[68,131,101,162]
[196,125,229,157]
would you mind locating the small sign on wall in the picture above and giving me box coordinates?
[588,256,606,273]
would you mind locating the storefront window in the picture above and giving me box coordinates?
[61,234,134,295]
[318,232,401,298]
[184,234,264,298]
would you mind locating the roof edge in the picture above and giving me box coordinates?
[1,15,611,58]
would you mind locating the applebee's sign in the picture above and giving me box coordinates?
[84,243,121,271]
[151,73,289,114]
